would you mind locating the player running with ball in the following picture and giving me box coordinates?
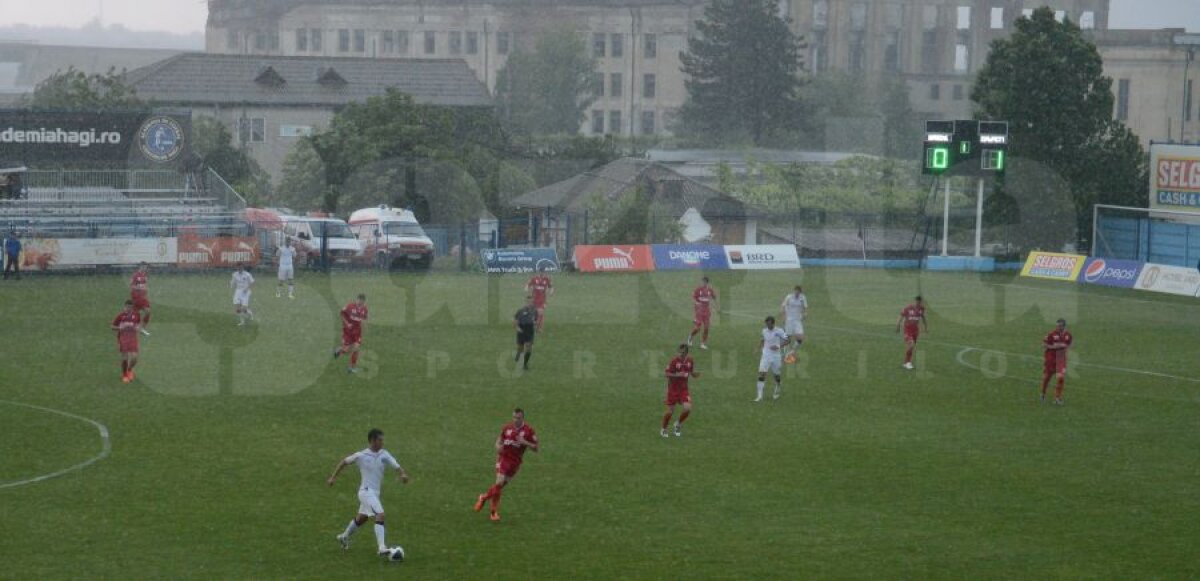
[328,428,409,558]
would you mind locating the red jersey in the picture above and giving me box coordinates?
[527,275,552,306]
[900,304,925,329]
[112,310,141,339]
[665,355,694,391]
[497,422,538,464]
[1043,329,1073,354]
[130,271,148,296]
[693,285,717,313]
[341,303,368,331]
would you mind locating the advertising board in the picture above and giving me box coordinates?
[1134,263,1200,297]
[723,245,801,270]
[481,248,560,274]
[19,237,177,269]
[1020,252,1086,281]
[572,245,655,272]
[1077,257,1143,288]
[650,245,729,270]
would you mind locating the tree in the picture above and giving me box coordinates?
[28,66,143,111]
[971,7,1147,246]
[678,0,805,146]
[191,116,271,206]
[496,28,598,136]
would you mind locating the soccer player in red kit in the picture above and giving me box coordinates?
[688,276,718,349]
[111,299,143,383]
[525,273,553,331]
[895,295,927,370]
[661,343,700,438]
[474,408,539,522]
[1040,318,1073,405]
[129,262,151,336]
[333,294,368,373]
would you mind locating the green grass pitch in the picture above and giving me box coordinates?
[1,268,1198,579]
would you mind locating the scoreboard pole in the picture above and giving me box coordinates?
[941,179,951,257]
[974,178,985,258]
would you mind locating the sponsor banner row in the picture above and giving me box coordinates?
[1026,252,1200,298]
[1078,257,1142,288]
[1020,251,1086,281]
[480,248,560,274]
[1133,263,1200,297]
[14,236,261,270]
[572,244,801,273]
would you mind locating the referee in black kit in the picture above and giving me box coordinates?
[514,295,538,370]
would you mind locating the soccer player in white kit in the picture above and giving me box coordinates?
[755,316,790,402]
[780,285,808,355]
[230,265,255,325]
[276,242,296,299]
[328,428,409,556]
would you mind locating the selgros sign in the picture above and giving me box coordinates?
[651,244,729,270]
[1020,251,1085,281]
[573,245,655,272]
[481,248,559,274]
[0,109,190,165]
[1078,257,1142,288]
[1150,143,1200,214]
[723,245,801,270]
[1134,263,1200,296]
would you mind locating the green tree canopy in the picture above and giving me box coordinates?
[678,0,805,146]
[191,116,272,206]
[496,28,598,136]
[28,66,143,111]
[971,7,1147,245]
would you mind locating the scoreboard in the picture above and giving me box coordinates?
[922,120,1008,176]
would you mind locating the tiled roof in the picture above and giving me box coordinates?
[124,53,492,108]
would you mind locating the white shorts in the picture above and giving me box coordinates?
[357,488,384,517]
[278,266,294,281]
[759,352,782,374]
[233,289,252,306]
[785,319,804,337]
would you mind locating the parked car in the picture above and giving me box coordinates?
[277,215,364,267]
[348,205,435,270]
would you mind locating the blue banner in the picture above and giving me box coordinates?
[481,248,559,274]
[1078,257,1142,288]
[651,245,729,270]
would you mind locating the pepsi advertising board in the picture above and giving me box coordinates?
[651,245,729,270]
[481,248,559,274]
[1077,257,1143,288]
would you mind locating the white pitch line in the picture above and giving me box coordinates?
[0,400,111,490]
[723,310,1200,385]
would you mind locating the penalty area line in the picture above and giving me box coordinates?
[0,400,112,490]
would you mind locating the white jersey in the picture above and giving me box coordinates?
[345,448,401,492]
[761,326,789,356]
[278,246,296,270]
[782,293,808,322]
[231,270,255,291]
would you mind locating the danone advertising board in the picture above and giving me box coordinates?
[481,248,560,273]
[1150,143,1200,214]
[650,245,729,270]
[1020,252,1086,281]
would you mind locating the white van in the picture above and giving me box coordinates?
[348,205,435,270]
[278,215,364,267]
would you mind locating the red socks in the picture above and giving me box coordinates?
[904,347,914,364]
[350,352,359,365]
[1055,377,1064,398]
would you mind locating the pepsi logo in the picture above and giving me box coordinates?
[1084,259,1107,282]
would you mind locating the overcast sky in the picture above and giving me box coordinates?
[0,0,1196,36]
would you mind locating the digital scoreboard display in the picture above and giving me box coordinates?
[922,120,1008,176]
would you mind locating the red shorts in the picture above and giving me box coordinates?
[118,336,139,354]
[1044,352,1066,375]
[533,298,546,310]
[693,311,711,326]
[665,386,691,406]
[342,327,362,346]
[495,457,522,478]
[904,327,920,342]
[131,294,150,311]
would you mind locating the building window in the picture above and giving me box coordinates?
[449,31,462,54]
[955,44,969,72]
[311,29,323,52]
[930,84,940,101]
[498,31,510,54]
[227,29,239,50]
[923,5,939,30]
[813,0,829,29]
[811,31,827,72]
[884,31,901,72]
[296,29,308,51]
[609,110,622,134]
[397,30,409,54]
[1080,11,1096,29]
[643,74,656,99]
[1054,10,1066,23]
[424,31,436,54]
[1022,9,1034,19]
[611,34,623,58]
[238,117,266,143]
[641,111,656,135]
[354,29,365,52]
[592,73,604,97]
[467,31,479,55]
[610,73,623,98]
[382,30,395,53]
[849,32,866,71]
[338,29,350,52]
[254,30,267,51]
[1116,79,1130,121]
[269,30,280,50]
[592,110,604,134]
[593,33,605,58]
[991,7,1004,30]
[1187,79,1194,122]
[953,84,964,100]
[957,6,971,30]
[778,0,791,20]
[885,3,903,30]
[644,33,657,58]
[850,2,867,31]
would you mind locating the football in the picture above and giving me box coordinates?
[387,546,405,562]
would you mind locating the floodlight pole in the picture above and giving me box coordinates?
[941,178,951,256]
[974,177,985,258]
